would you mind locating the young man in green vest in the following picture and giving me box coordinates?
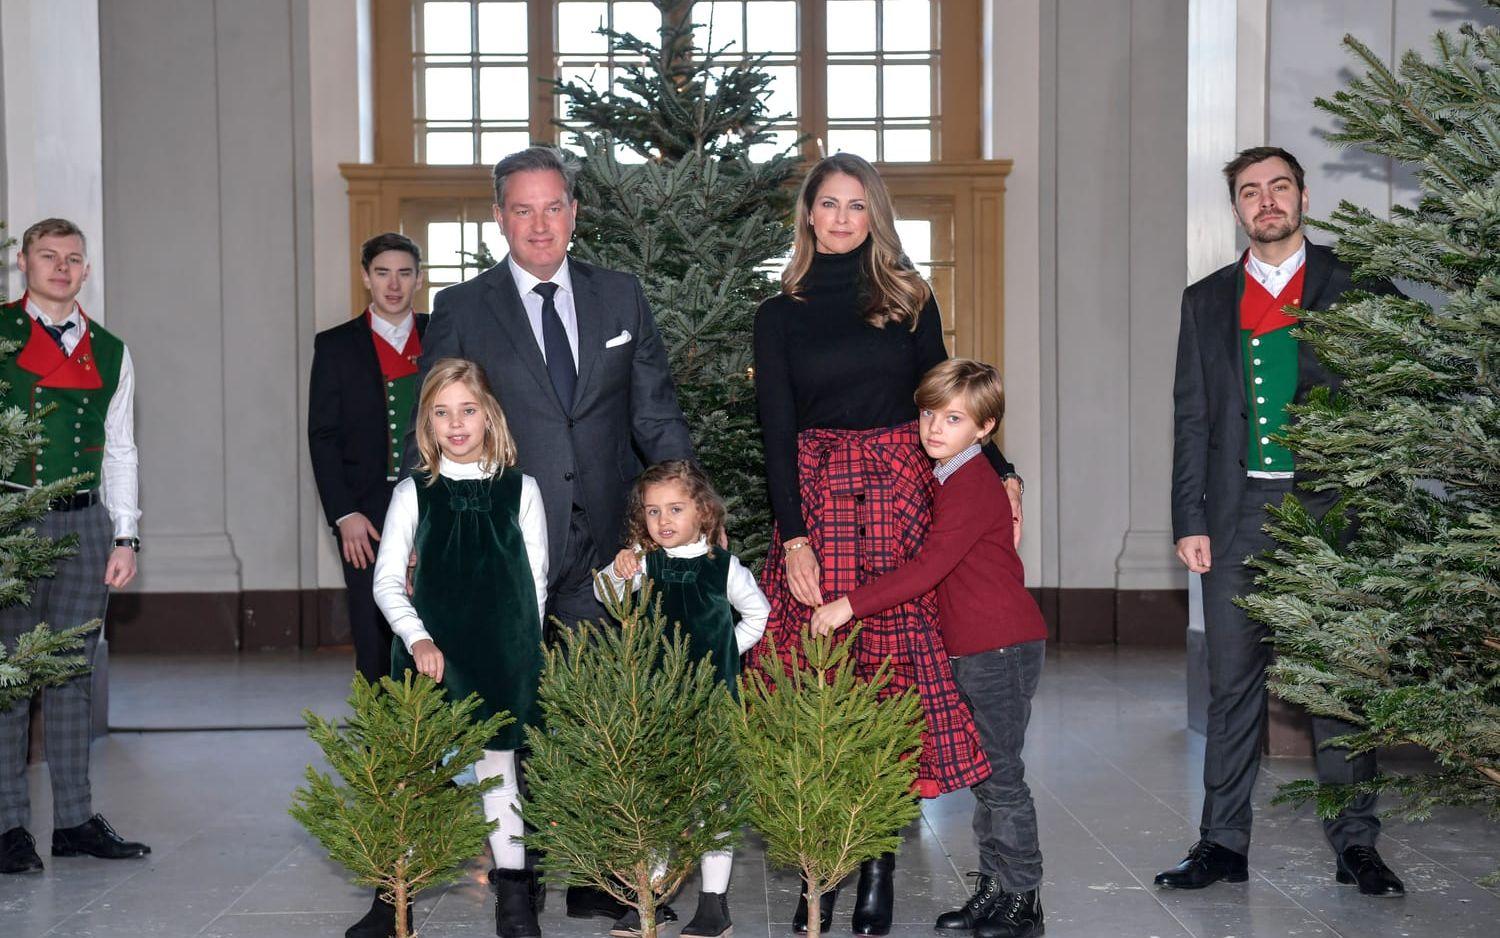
[0,218,148,874]
[1162,148,1404,897]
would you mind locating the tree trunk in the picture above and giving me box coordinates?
[805,876,825,938]
[393,879,411,938]
[637,868,658,938]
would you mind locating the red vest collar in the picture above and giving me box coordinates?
[369,310,422,379]
[16,297,104,390]
[1239,252,1304,338]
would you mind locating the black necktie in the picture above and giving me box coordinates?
[42,320,75,351]
[533,282,576,410]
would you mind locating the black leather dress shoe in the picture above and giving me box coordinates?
[0,826,44,874]
[51,815,150,859]
[935,873,1004,934]
[974,888,1043,938]
[1153,841,1247,889]
[608,902,679,937]
[1336,846,1405,897]
[568,883,630,919]
[792,880,838,934]
[345,892,411,938]
[852,851,895,935]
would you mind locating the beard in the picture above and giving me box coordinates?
[1247,207,1300,244]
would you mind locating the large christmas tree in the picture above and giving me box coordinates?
[0,220,99,711]
[554,0,801,568]
[1241,13,1499,833]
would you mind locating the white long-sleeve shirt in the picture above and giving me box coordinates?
[594,536,769,654]
[373,455,549,652]
[26,299,140,539]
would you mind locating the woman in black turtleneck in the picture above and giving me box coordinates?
[752,153,1022,936]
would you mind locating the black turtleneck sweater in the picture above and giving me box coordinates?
[754,239,1014,540]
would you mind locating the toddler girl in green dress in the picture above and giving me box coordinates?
[373,357,548,938]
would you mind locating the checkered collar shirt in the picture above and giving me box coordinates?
[933,443,983,486]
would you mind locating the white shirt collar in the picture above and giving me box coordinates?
[662,535,711,558]
[25,297,84,331]
[508,254,573,299]
[438,454,499,480]
[1244,242,1306,291]
[933,443,983,485]
[368,308,414,349]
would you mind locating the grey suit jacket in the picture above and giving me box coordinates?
[1170,240,1398,556]
[405,256,694,577]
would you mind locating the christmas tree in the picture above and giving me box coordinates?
[0,218,100,711]
[733,628,924,938]
[554,0,801,568]
[290,673,511,938]
[1240,13,1500,838]
[522,580,747,938]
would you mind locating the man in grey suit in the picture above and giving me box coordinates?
[403,145,692,936]
[1158,146,1403,898]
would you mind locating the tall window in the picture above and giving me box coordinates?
[416,0,532,164]
[824,0,936,162]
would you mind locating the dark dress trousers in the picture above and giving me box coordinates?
[406,256,694,629]
[308,312,429,682]
[1171,241,1397,856]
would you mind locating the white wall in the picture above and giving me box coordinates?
[1,0,104,313]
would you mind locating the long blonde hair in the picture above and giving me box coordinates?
[413,358,518,483]
[781,153,931,330]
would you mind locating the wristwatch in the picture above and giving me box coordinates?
[1000,472,1024,496]
[114,537,141,553]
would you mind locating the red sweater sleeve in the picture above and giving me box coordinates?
[847,476,988,618]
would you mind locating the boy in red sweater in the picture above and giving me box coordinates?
[812,359,1047,938]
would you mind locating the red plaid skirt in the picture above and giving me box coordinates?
[755,422,991,797]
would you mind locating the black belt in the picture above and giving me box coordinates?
[49,491,100,512]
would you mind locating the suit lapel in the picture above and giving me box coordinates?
[484,260,560,409]
[570,259,604,405]
[1215,263,1246,407]
[354,312,382,385]
[1299,239,1334,312]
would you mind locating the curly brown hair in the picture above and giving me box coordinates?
[624,460,727,556]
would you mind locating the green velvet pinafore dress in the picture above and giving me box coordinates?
[645,548,742,698]
[390,469,543,750]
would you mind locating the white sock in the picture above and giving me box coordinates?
[701,844,733,894]
[474,749,525,869]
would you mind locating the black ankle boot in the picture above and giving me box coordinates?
[681,890,732,938]
[491,869,542,938]
[973,888,1043,938]
[851,852,894,936]
[935,873,1004,933]
[346,891,412,938]
[792,880,838,934]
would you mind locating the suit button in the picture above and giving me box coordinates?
[564,471,575,481]
[1240,412,1247,419]
[567,419,575,428]
[858,526,867,537]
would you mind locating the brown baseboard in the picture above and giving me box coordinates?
[1115,589,1189,646]
[1031,587,1185,645]
[107,592,240,653]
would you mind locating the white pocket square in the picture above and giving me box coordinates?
[604,330,633,349]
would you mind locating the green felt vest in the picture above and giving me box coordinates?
[391,469,544,750]
[645,548,741,698]
[1238,271,1299,473]
[0,300,124,488]
[384,373,419,479]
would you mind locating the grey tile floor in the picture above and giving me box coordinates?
[1,646,1494,937]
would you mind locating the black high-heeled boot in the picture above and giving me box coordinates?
[851,852,895,936]
[345,891,412,938]
[792,880,838,934]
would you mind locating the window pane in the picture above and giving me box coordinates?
[477,2,527,54]
[763,65,798,119]
[481,130,532,165]
[826,128,877,158]
[558,1,610,54]
[613,1,662,40]
[745,2,797,52]
[560,64,612,97]
[748,127,797,162]
[883,64,930,118]
[423,2,472,55]
[425,67,474,120]
[694,1,744,53]
[481,222,503,258]
[479,66,529,120]
[882,127,930,162]
[426,131,474,164]
[827,0,877,53]
[827,64,877,119]
[428,222,464,266]
[882,0,931,52]
[894,219,931,263]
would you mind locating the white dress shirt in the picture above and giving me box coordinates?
[507,255,580,369]
[26,299,140,540]
[367,308,415,351]
[1244,242,1306,298]
[372,456,550,652]
[594,536,770,654]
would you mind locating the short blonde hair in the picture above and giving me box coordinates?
[915,359,1005,437]
[414,358,517,483]
[22,218,87,255]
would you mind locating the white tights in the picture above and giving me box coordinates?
[474,749,525,869]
